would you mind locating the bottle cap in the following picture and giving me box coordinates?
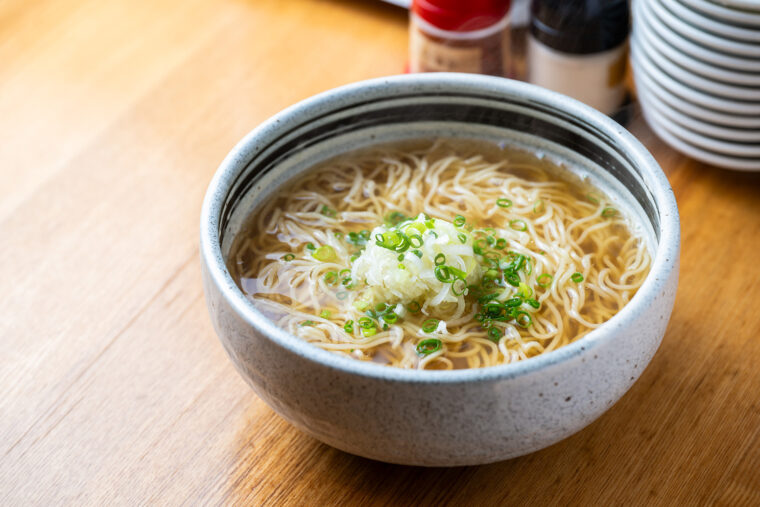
[412,0,511,32]
[530,0,629,54]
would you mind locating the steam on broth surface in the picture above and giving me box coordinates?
[228,139,651,370]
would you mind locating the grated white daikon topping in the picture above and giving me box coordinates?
[351,214,482,312]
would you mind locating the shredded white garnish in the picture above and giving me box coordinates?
[351,214,482,314]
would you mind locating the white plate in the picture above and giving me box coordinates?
[649,0,760,58]
[637,80,760,142]
[633,56,760,127]
[631,42,760,115]
[639,0,760,70]
[681,0,760,27]
[662,0,760,42]
[634,13,760,86]
[633,28,760,100]
[640,106,760,171]
[710,0,760,12]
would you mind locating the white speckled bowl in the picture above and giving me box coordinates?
[200,74,680,466]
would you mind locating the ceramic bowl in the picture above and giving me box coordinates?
[200,74,680,466]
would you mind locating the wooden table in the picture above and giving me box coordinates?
[2,1,759,504]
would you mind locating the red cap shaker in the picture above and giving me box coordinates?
[409,0,511,76]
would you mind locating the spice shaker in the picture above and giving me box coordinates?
[409,0,511,76]
[527,0,629,115]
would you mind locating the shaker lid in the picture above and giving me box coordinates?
[412,0,511,32]
[530,0,629,54]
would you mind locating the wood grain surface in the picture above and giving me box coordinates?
[1,0,759,504]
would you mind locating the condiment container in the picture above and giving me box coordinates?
[527,0,629,115]
[409,0,511,76]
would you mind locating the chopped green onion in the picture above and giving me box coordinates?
[518,282,532,298]
[452,278,467,296]
[358,317,374,328]
[537,273,553,288]
[425,218,435,229]
[408,234,423,248]
[353,300,369,311]
[300,320,315,327]
[487,326,502,342]
[434,253,446,266]
[533,200,545,214]
[571,272,584,283]
[453,215,466,227]
[429,231,438,238]
[421,318,440,333]
[412,249,423,258]
[601,207,618,218]
[495,238,507,250]
[349,253,360,263]
[397,253,405,261]
[406,301,421,313]
[587,193,600,204]
[320,205,337,217]
[283,253,295,261]
[457,233,467,244]
[434,265,453,282]
[526,298,541,309]
[320,310,332,319]
[505,272,521,287]
[343,320,354,333]
[382,312,398,324]
[504,297,522,307]
[509,219,527,232]
[515,311,532,328]
[362,327,377,337]
[334,232,343,239]
[306,242,316,251]
[398,263,405,270]
[313,245,336,262]
[496,198,512,208]
[323,271,338,285]
[416,338,442,356]
[375,302,388,312]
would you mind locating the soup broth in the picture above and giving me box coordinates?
[228,139,651,370]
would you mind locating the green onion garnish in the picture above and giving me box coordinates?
[434,253,446,266]
[323,271,338,285]
[300,320,315,327]
[320,310,331,319]
[495,238,507,249]
[537,273,553,288]
[320,205,337,217]
[306,242,316,251]
[416,338,442,356]
[425,218,435,229]
[421,318,440,333]
[453,215,466,227]
[509,219,527,232]
[601,207,618,218]
[488,326,502,342]
[533,200,545,214]
[457,233,467,244]
[406,301,421,313]
[434,265,453,282]
[515,311,532,328]
[283,253,295,261]
[526,298,541,309]
[343,320,354,333]
[571,272,584,283]
[496,198,512,208]
[518,282,532,298]
[397,253,405,261]
[587,194,600,204]
[412,249,423,258]
[382,312,398,324]
[313,245,336,262]
[452,278,467,296]
[408,234,423,248]
[385,211,408,226]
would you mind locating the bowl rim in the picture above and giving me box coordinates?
[200,73,680,384]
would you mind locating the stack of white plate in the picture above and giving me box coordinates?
[631,0,760,171]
